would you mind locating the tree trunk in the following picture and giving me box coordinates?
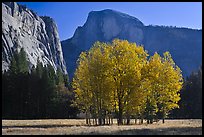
[85,111,88,125]
[103,118,105,125]
[95,118,97,125]
[93,118,95,125]
[102,111,106,125]
[98,110,102,125]
[127,115,130,125]
[162,106,165,124]
[150,118,153,124]
[98,118,102,125]
[141,118,143,124]
[118,103,123,125]
[88,117,91,126]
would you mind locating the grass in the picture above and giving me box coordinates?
[2,119,202,135]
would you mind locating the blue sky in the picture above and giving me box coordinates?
[18,2,202,41]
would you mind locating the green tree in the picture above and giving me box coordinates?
[18,48,29,73]
[2,49,77,119]
[173,65,202,118]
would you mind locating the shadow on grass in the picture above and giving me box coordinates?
[83,127,202,135]
[2,125,81,128]
[2,124,202,135]
[2,124,109,129]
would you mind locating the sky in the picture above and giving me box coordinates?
[18,2,202,41]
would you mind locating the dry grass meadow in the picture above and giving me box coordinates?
[2,119,202,135]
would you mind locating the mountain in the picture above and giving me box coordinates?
[2,2,67,74]
[61,9,202,79]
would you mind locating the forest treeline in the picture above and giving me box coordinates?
[170,65,202,119]
[2,48,78,119]
[2,39,202,123]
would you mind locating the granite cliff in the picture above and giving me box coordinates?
[62,9,202,79]
[2,2,67,74]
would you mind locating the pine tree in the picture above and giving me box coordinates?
[176,65,202,118]
[18,48,29,74]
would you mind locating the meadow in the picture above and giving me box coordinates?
[2,119,202,135]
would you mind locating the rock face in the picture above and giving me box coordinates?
[61,9,202,79]
[2,2,67,74]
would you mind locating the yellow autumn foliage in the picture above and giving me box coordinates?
[72,39,183,122]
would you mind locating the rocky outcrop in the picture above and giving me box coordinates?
[61,9,202,79]
[2,2,67,74]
